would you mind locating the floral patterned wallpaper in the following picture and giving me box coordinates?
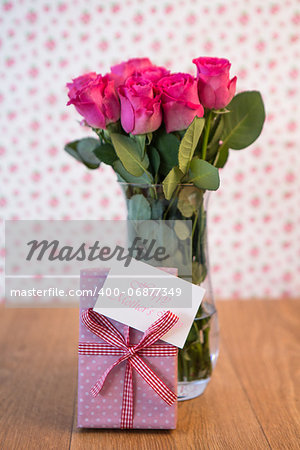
[1,0,299,299]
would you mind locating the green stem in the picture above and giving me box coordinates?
[193,321,200,340]
[163,185,180,219]
[181,352,189,381]
[203,326,212,376]
[201,110,213,160]
[213,142,225,167]
[178,351,183,380]
[149,185,158,200]
[92,128,110,145]
[191,209,199,240]
[144,168,154,184]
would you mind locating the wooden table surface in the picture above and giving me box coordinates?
[0,300,299,450]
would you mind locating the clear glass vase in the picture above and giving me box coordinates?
[120,183,219,401]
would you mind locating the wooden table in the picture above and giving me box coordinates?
[0,300,299,449]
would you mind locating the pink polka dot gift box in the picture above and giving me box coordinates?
[78,268,178,429]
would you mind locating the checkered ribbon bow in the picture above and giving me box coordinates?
[79,308,179,429]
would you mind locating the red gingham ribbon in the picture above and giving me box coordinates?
[79,308,179,429]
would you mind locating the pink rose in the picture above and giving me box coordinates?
[110,57,153,87]
[67,73,120,129]
[118,76,162,135]
[66,72,97,98]
[138,66,170,83]
[193,57,237,110]
[157,73,204,133]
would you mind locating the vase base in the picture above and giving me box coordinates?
[177,379,210,401]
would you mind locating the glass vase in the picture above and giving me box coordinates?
[120,183,219,401]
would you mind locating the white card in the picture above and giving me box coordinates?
[93,259,205,349]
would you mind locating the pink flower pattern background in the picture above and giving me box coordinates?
[1,0,300,300]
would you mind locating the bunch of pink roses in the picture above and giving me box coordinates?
[65,57,265,391]
[67,57,237,135]
[65,56,264,199]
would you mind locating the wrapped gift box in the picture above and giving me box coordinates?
[78,268,178,429]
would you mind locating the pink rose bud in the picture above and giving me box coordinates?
[118,76,162,135]
[157,73,204,133]
[193,57,237,110]
[110,57,153,87]
[67,73,120,129]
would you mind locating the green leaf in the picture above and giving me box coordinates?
[146,132,153,145]
[178,117,205,174]
[64,140,83,163]
[64,138,101,169]
[93,143,117,166]
[113,160,153,184]
[131,134,146,157]
[77,138,101,169]
[127,194,151,220]
[156,222,178,257]
[174,221,191,240]
[177,186,203,218]
[189,158,220,190]
[192,261,207,284]
[150,200,164,219]
[134,221,178,258]
[111,133,149,177]
[154,132,179,176]
[162,167,184,200]
[148,146,160,179]
[221,91,265,150]
[214,146,229,168]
